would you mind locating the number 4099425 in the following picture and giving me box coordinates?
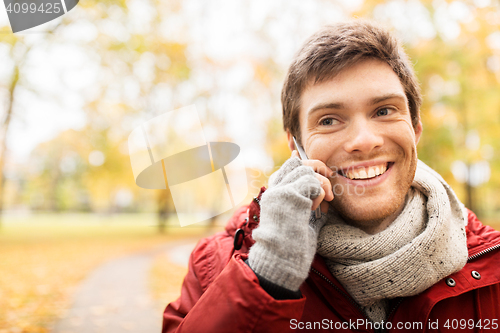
[5,2,62,14]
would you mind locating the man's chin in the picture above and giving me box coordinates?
[331,198,403,232]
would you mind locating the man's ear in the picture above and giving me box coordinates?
[415,118,423,145]
[286,131,296,152]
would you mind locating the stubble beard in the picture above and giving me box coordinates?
[329,147,418,232]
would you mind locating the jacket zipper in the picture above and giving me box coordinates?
[385,298,403,321]
[467,243,500,262]
[310,267,389,332]
[385,298,404,333]
[311,268,405,333]
[311,267,367,315]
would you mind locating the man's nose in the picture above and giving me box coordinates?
[343,118,384,154]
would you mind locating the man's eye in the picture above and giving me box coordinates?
[320,118,337,126]
[376,108,394,117]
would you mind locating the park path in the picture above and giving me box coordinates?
[51,239,198,333]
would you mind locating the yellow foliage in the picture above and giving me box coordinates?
[149,254,188,313]
[0,215,206,332]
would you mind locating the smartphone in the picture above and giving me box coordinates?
[293,137,322,219]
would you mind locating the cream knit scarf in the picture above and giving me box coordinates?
[316,160,468,323]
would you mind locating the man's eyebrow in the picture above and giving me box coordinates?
[307,93,407,115]
[307,102,345,115]
[369,93,407,105]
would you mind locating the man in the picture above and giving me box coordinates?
[163,21,500,332]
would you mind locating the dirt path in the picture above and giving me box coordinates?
[52,240,197,333]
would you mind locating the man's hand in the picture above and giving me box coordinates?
[247,153,334,293]
[291,150,334,213]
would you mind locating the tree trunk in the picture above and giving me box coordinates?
[157,188,175,233]
[0,65,19,228]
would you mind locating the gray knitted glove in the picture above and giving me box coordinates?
[248,156,327,291]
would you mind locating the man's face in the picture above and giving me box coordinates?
[292,58,422,232]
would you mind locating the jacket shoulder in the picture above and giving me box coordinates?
[189,228,236,292]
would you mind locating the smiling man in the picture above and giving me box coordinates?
[295,58,420,233]
[163,21,500,333]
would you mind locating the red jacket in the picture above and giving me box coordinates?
[163,188,500,332]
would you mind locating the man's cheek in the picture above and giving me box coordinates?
[397,119,417,141]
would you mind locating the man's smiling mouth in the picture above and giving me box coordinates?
[339,163,393,180]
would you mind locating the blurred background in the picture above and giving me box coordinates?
[0,0,499,332]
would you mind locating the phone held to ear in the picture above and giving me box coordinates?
[293,137,322,219]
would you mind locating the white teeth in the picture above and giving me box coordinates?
[368,168,376,178]
[345,164,389,180]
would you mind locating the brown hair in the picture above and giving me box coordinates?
[282,20,422,144]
